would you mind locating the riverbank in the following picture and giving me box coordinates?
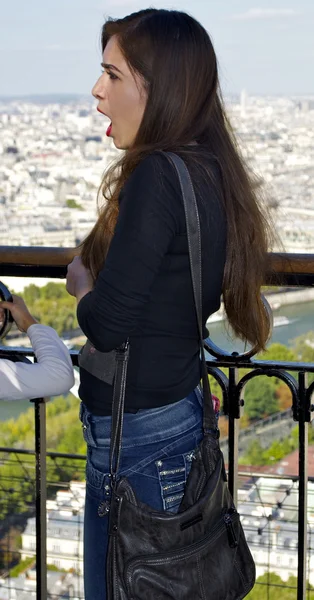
[265,287,314,308]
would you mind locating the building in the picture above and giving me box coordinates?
[239,475,314,584]
[19,471,314,589]
[0,570,84,599]
[22,482,85,573]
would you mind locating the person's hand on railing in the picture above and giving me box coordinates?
[0,295,38,333]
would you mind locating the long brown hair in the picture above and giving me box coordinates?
[81,9,271,351]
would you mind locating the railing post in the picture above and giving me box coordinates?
[31,398,47,600]
[228,366,240,506]
[297,372,309,600]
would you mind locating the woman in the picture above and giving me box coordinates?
[66,9,271,599]
[0,295,74,400]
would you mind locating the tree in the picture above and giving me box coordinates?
[247,573,314,600]
[66,198,84,210]
[293,330,314,359]
[218,416,229,438]
[276,384,292,411]
[20,282,78,336]
[22,284,42,305]
[292,331,314,385]
[0,394,85,522]
[262,438,296,465]
[244,376,278,421]
[258,343,296,363]
[240,439,265,466]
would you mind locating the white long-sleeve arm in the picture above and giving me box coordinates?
[0,324,75,401]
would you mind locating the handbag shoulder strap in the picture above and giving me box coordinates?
[163,152,217,433]
[109,152,218,481]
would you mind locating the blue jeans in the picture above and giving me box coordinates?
[79,387,204,600]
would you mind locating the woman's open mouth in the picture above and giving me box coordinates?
[96,107,112,137]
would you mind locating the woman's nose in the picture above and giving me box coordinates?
[92,76,106,100]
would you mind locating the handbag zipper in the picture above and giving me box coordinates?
[126,510,239,592]
[224,508,238,548]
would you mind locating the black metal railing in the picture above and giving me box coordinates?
[0,447,85,599]
[1,247,314,599]
[1,450,313,598]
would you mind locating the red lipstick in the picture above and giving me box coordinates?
[106,123,112,137]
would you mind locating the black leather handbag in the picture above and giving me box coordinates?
[106,153,256,600]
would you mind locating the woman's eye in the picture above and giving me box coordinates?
[101,70,118,81]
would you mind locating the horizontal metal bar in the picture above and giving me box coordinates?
[270,252,314,275]
[2,265,314,287]
[1,344,313,373]
[207,358,314,372]
[267,272,314,287]
[0,264,68,278]
[0,449,310,480]
[0,447,86,460]
[1,247,314,283]
[0,246,77,266]
[0,345,80,366]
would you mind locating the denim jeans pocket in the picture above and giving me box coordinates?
[156,450,195,513]
[79,402,112,448]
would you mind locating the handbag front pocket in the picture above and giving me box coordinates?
[125,513,255,600]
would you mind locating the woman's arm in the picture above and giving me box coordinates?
[0,324,75,401]
[0,296,74,401]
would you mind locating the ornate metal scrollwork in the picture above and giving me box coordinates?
[203,295,314,423]
[205,294,273,362]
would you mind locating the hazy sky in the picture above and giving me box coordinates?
[1,0,313,97]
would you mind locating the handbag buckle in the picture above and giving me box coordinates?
[204,427,220,439]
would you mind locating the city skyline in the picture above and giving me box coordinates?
[1,0,314,97]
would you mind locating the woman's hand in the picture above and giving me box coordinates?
[66,256,94,302]
[0,295,37,333]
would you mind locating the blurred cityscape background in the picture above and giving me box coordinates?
[1,0,314,598]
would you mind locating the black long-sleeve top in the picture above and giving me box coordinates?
[77,151,227,415]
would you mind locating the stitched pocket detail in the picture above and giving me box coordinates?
[156,451,195,513]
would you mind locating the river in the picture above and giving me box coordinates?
[1,300,314,422]
[207,300,314,354]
